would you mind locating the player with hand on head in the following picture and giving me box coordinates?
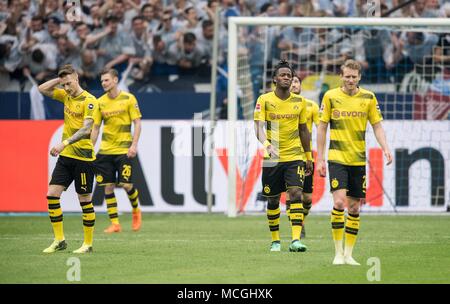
[39,64,98,254]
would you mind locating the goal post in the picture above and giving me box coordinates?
[226,17,450,217]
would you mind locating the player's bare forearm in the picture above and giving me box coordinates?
[254,121,267,144]
[91,124,100,146]
[317,122,328,160]
[299,123,313,174]
[316,122,329,177]
[372,122,393,165]
[50,119,92,157]
[128,118,141,158]
[131,118,141,147]
[299,123,311,153]
[254,120,278,158]
[67,118,94,145]
[38,78,60,98]
[372,122,388,150]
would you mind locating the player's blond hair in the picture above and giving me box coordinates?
[58,64,76,78]
[340,59,361,75]
[100,68,119,79]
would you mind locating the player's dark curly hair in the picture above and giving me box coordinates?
[272,59,294,83]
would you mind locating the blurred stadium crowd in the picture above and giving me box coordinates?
[1,0,450,92]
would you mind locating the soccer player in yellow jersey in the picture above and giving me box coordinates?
[317,60,393,265]
[39,64,98,254]
[254,60,313,252]
[286,75,320,238]
[91,68,142,233]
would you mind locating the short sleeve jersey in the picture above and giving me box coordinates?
[53,88,98,161]
[319,87,383,166]
[254,91,307,163]
[94,91,142,155]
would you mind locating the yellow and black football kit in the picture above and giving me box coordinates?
[319,87,383,197]
[49,88,98,194]
[93,91,142,185]
[54,88,98,161]
[254,91,307,197]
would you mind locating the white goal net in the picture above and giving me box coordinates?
[226,17,450,217]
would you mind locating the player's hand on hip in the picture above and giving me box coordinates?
[305,160,313,176]
[317,159,326,177]
[127,145,137,158]
[384,149,393,166]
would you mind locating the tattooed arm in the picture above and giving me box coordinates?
[50,118,94,157]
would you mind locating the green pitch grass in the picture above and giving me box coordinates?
[1,213,449,283]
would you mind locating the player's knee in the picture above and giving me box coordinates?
[78,194,92,203]
[302,196,312,214]
[122,183,133,192]
[289,190,302,203]
[303,194,312,206]
[104,184,115,193]
[267,197,280,210]
[348,203,360,215]
[46,190,58,197]
[333,197,346,210]
[47,185,63,197]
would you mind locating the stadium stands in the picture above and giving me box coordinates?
[0,0,449,119]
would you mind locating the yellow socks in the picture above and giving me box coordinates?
[344,213,360,257]
[331,207,345,256]
[80,201,95,246]
[105,192,119,224]
[127,187,140,212]
[267,206,281,242]
[47,196,64,241]
[289,202,304,240]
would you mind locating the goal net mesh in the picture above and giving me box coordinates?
[229,19,450,214]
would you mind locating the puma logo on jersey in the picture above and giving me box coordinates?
[267,103,276,109]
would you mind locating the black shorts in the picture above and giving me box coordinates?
[50,156,95,194]
[262,160,305,197]
[303,162,315,194]
[94,154,134,185]
[328,161,366,198]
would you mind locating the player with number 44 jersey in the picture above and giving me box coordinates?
[254,60,313,253]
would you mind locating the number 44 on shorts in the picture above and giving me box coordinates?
[297,166,305,179]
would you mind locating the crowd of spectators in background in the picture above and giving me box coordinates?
[1,0,450,92]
